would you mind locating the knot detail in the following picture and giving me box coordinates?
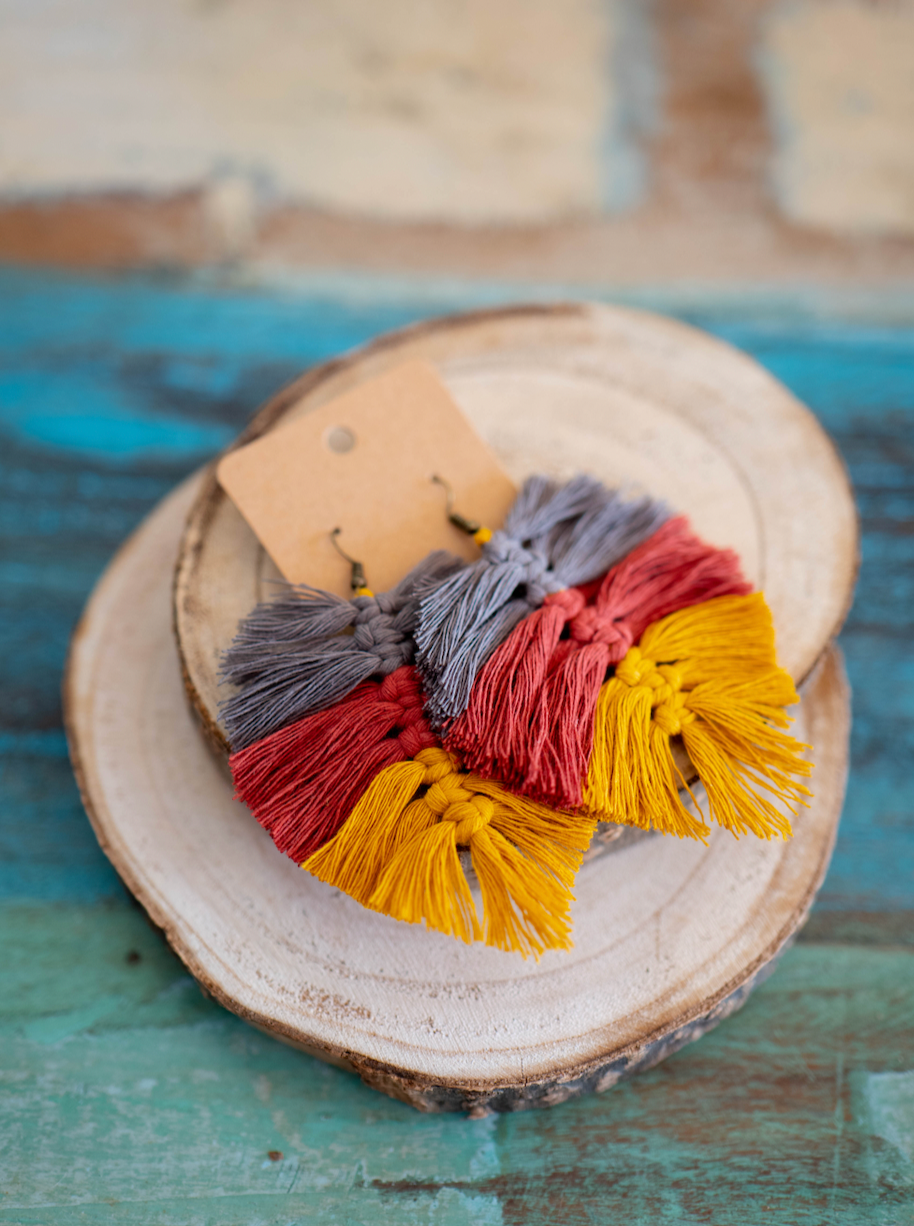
[353,589,398,615]
[569,606,635,655]
[416,745,461,782]
[543,588,586,619]
[414,747,495,843]
[653,690,696,737]
[451,796,496,843]
[396,722,436,756]
[379,667,422,707]
[482,531,563,602]
[352,604,410,674]
[378,669,435,756]
[614,647,696,735]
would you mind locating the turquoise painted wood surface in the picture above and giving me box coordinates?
[1,266,912,1223]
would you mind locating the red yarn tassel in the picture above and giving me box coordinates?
[230,664,435,863]
[446,589,586,781]
[448,517,751,807]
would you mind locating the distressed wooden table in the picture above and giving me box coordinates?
[1,265,912,1224]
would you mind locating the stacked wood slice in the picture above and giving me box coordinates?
[66,304,857,1113]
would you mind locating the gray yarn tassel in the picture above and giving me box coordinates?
[415,475,670,725]
[220,550,464,749]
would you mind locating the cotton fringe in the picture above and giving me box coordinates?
[585,592,814,841]
[229,665,435,862]
[303,747,597,958]
[448,516,749,807]
[415,475,669,727]
[220,550,463,749]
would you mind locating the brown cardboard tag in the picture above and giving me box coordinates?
[217,361,517,596]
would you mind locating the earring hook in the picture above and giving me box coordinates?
[431,475,492,543]
[330,528,372,596]
[431,474,457,518]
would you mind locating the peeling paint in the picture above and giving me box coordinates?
[866,1070,914,1169]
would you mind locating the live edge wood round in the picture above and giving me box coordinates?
[68,481,850,1115]
[174,303,858,755]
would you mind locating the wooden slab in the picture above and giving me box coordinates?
[173,303,858,753]
[66,471,850,1114]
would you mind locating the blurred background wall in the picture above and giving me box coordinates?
[1,0,913,281]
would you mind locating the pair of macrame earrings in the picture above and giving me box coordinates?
[223,473,813,957]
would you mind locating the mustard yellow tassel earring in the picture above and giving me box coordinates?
[304,747,597,958]
[585,593,813,840]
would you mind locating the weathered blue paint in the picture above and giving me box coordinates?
[0,265,912,1221]
[1,900,911,1223]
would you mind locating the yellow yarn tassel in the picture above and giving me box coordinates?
[304,746,596,958]
[585,593,813,840]
[302,757,430,906]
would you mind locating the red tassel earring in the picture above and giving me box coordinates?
[230,664,435,862]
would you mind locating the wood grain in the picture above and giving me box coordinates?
[174,302,858,754]
[67,469,849,1113]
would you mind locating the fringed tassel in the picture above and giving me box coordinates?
[585,592,814,840]
[303,746,597,958]
[449,516,749,808]
[445,588,587,780]
[229,665,435,862]
[220,550,463,748]
[416,474,669,726]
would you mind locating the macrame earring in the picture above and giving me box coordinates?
[448,516,751,808]
[225,480,510,865]
[227,533,459,862]
[415,474,670,727]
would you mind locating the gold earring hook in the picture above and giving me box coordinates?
[330,528,373,596]
[431,475,492,544]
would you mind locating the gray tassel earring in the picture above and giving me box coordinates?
[220,534,464,750]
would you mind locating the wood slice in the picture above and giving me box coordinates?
[174,303,858,754]
[66,472,851,1115]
